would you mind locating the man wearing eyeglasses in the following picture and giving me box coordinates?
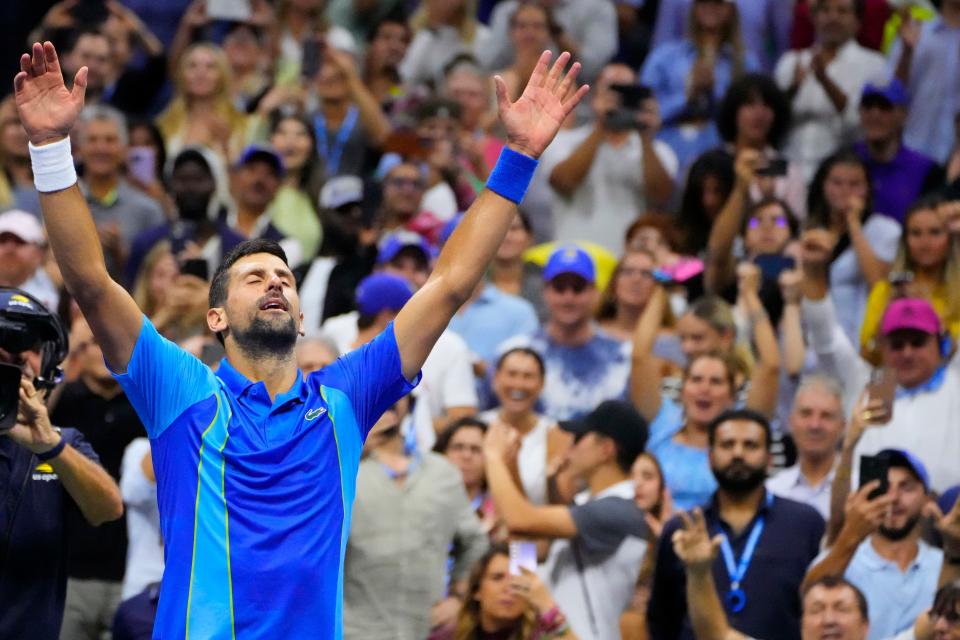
[496,245,631,420]
[800,288,960,497]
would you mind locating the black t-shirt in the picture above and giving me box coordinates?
[0,429,100,640]
[50,381,146,581]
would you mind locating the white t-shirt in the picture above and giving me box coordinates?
[539,125,679,252]
[829,214,901,343]
[322,312,478,450]
[120,438,164,600]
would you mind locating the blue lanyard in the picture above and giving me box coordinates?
[716,493,772,612]
[314,105,358,176]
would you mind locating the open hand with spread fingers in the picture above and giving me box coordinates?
[494,50,589,159]
[13,42,87,146]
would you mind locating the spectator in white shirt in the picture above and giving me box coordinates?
[542,63,678,252]
[801,238,960,496]
[774,0,888,183]
[119,438,163,601]
[767,375,845,520]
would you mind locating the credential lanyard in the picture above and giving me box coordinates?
[314,105,358,176]
[717,492,772,613]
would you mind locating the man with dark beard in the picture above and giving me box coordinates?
[15,40,587,639]
[804,449,949,640]
[648,408,825,640]
[123,146,244,287]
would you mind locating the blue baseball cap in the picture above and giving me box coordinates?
[355,273,413,316]
[938,485,959,515]
[377,231,433,266]
[236,144,286,176]
[543,245,596,284]
[861,79,909,107]
[879,448,930,491]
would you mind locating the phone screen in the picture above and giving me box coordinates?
[206,0,252,21]
[753,254,796,281]
[859,454,890,500]
[508,541,537,576]
[127,147,156,185]
[865,367,896,424]
[755,158,788,178]
[180,258,209,281]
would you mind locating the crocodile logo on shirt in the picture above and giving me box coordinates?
[305,407,327,421]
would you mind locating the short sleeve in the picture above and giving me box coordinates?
[864,215,903,263]
[62,428,100,465]
[109,316,217,439]
[647,396,684,450]
[322,321,420,438]
[569,496,648,556]
[652,140,679,180]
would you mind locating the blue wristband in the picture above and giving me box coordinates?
[36,436,66,462]
[486,147,538,204]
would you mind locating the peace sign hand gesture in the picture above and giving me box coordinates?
[494,50,589,159]
[673,508,723,575]
[13,42,87,146]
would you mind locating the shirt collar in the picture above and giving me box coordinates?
[215,357,307,403]
[861,537,928,571]
[897,365,947,399]
[705,489,774,521]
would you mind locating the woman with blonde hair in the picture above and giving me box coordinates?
[641,0,758,170]
[401,0,492,88]
[446,543,577,640]
[860,194,960,363]
[156,43,249,161]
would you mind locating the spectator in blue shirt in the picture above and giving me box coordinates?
[641,0,759,174]
[15,42,587,639]
[803,449,960,640]
[652,0,792,73]
[890,1,960,164]
[647,408,825,640]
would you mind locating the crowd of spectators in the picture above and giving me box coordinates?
[4,0,960,639]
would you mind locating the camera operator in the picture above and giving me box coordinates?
[0,287,123,640]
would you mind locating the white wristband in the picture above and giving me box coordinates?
[29,137,78,193]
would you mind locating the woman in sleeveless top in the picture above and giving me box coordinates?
[480,348,573,505]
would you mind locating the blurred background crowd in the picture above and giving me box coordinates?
[4,0,960,639]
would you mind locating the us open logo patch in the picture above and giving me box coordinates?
[32,462,58,481]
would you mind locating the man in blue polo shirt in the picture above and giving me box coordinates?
[15,40,588,639]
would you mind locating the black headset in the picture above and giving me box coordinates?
[0,287,68,390]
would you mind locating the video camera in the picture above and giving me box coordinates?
[0,288,68,431]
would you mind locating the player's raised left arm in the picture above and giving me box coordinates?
[393,51,588,380]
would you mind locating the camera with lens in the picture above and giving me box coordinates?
[604,84,653,132]
[0,288,68,431]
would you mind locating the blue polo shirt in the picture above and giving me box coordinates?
[854,142,942,223]
[448,284,539,362]
[111,316,418,639]
[0,428,99,640]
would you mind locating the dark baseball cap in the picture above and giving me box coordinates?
[559,400,648,461]
[235,144,286,177]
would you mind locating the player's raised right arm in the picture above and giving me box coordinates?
[15,42,142,371]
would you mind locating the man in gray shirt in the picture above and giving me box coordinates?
[343,395,488,640]
[76,105,164,276]
[485,400,650,640]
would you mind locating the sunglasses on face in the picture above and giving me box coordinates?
[886,333,932,352]
[548,277,589,294]
[386,177,425,190]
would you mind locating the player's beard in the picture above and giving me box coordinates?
[879,514,921,541]
[232,311,298,360]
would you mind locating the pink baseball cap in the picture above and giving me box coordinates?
[880,298,941,336]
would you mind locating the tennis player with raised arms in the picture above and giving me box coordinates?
[14,41,587,639]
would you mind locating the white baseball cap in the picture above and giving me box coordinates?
[0,210,45,245]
